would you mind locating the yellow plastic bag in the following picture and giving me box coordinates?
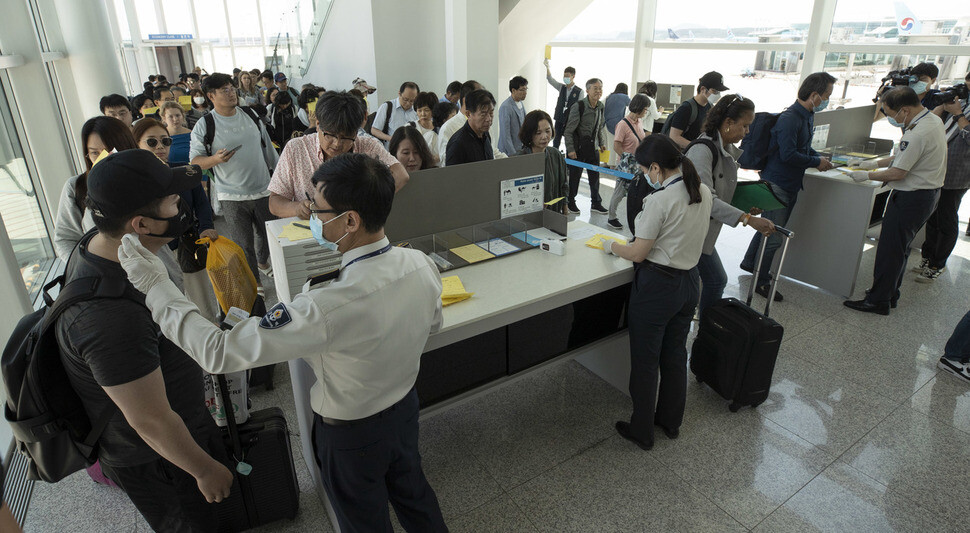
[197,236,258,314]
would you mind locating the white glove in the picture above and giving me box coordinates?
[858,160,879,170]
[848,170,870,183]
[847,158,863,168]
[602,240,614,255]
[119,233,169,294]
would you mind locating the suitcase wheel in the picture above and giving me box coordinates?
[728,402,742,413]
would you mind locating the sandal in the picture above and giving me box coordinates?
[258,264,274,278]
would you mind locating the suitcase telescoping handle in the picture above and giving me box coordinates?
[745,225,794,317]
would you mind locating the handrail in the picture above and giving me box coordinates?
[298,0,336,78]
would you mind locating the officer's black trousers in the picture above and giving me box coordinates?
[869,188,940,305]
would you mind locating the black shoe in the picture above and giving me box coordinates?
[843,299,890,315]
[755,284,783,302]
[655,419,679,439]
[567,202,581,214]
[607,218,624,230]
[615,421,653,450]
[865,289,898,309]
[739,263,754,274]
[590,204,608,215]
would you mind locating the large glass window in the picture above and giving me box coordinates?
[554,0,637,42]
[227,0,262,40]
[162,0,194,36]
[649,48,805,114]
[195,0,230,44]
[113,0,131,42]
[134,0,159,37]
[655,0,812,43]
[829,0,970,44]
[0,76,55,300]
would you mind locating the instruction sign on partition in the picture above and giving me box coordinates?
[500,175,544,219]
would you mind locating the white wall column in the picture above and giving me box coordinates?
[631,0,657,89]
[801,0,838,81]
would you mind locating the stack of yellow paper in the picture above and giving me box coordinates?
[441,276,473,306]
[277,221,314,242]
[585,234,627,251]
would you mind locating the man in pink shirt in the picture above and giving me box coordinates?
[268,91,408,218]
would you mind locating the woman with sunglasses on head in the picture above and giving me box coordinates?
[605,134,712,451]
[133,118,221,321]
[685,94,775,318]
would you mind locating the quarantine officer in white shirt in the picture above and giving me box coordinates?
[604,135,713,450]
[118,153,448,533]
[845,86,946,315]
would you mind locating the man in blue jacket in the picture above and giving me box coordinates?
[740,72,835,301]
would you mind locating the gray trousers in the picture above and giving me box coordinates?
[627,265,699,443]
[220,196,275,282]
[607,179,629,220]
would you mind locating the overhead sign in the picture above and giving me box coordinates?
[147,33,193,40]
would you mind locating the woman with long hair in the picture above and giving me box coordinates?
[237,71,259,106]
[605,134,712,451]
[685,94,775,317]
[159,101,193,165]
[53,116,139,259]
[389,126,436,172]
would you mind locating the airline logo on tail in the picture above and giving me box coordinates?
[668,28,680,40]
[894,2,922,35]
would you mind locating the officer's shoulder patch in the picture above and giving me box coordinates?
[259,302,292,329]
[899,140,909,151]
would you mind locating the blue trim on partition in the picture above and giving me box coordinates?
[564,158,635,180]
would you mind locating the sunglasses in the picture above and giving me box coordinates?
[144,137,173,148]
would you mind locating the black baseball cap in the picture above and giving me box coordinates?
[698,71,729,92]
[87,149,201,218]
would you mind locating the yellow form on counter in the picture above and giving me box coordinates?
[450,244,495,264]
[585,234,627,250]
[441,276,473,306]
[277,221,314,242]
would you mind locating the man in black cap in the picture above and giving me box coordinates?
[665,71,729,149]
[54,149,232,531]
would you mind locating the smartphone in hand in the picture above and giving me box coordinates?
[225,144,243,155]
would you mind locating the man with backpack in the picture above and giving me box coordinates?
[545,61,584,150]
[739,72,836,301]
[54,150,231,531]
[664,71,728,149]
[371,81,420,147]
[564,78,608,215]
[190,72,279,287]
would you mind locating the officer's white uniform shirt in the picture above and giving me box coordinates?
[633,173,713,270]
[144,237,444,421]
[889,110,947,191]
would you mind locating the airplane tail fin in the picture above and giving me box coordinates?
[894,2,922,35]
[667,28,680,40]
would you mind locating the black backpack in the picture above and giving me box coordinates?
[1,274,139,482]
[363,100,394,136]
[685,137,720,178]
[661,99,700,140]
[737,112,780,171]
[203,105,267,156]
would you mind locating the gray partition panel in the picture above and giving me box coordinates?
[640,83,695,108]
[814,105,876,149]
[385,153,546,242]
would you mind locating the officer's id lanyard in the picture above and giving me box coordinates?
[659,176,683,190]
[904,109,931,131]
[343,244,392,269]
[302,244,393,293]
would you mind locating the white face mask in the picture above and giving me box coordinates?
[707,91,721,104]
[192,96,206,105]
[563,77,572,85]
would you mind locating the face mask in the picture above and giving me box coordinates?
[909,80,928,94]
[308,211,349,251]
[813,96,829,113]
[193,96,206,105]
[887,110,906,128]
[707,92,721,104]
[646,165,663,190]
[142,199,194,240]
[563,77,572,85]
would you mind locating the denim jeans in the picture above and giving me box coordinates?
[944,308,970,364]
[696,249,728,316]
[741,186,798,286]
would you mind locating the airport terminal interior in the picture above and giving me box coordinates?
[1,0,970,531]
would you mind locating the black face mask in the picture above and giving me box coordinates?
[141,198,196,240]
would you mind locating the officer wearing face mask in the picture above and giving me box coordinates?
[845,86,946,315]
[666,71,729,149]
[118,153,450,532]
[603,135,713,451]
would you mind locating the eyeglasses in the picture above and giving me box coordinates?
[305,192,342,215]
[144,137,172,148]
[214,87,236,96]
[321,131,357,145]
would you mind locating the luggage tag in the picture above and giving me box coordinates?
[236,461,253,476]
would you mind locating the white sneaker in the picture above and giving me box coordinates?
[916,267,944,283]
[911,258,929,273]
[938,357,970,384]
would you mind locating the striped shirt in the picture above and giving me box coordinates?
[942,99,970,143]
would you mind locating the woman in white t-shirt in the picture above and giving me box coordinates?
[408,92,441,166]
[639,81,665,133]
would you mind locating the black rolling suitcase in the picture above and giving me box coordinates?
[214,374,300,531]
[690,226,793,412]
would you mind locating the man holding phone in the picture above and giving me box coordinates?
[190,73,279,287]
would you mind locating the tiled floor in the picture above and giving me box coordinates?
[22,180,970,532]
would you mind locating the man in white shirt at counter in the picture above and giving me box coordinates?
[117,153,449,532]
[845,86,946,315]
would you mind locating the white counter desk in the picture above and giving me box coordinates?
[267,217,633,528]
[764,169,883,298]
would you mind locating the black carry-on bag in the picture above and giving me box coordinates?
[689,226,794,412]
[214,372,300,531]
